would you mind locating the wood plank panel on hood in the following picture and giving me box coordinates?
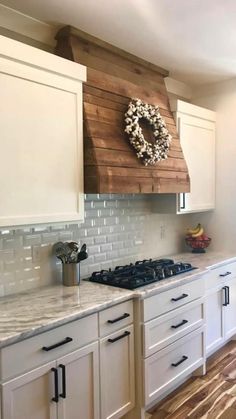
[55,26,190,194]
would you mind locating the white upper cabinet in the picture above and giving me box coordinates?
[152,100,216,214]
[0,35,86,227]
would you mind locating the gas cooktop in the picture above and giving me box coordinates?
[88,258,197,290]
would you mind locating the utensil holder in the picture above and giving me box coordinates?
[62,263,80,286]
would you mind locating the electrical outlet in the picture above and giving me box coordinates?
[32,245,41,263]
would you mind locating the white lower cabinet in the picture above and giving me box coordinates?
[205,268,236,356]
[144,328,204,405]
[224,277,236,340]
[2,361,57,419]
[1,342,99,419]
[205,288,224,354]
[100,325,135,419]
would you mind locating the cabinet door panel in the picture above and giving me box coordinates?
[100,325,135,419]
[1,361,57,419]
[224,278,236,340]
[57,342,99,419]
[0,51,84,227]
[177,115,215,212]
[205,289,224,355]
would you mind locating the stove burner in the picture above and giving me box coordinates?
[89,258,197,290]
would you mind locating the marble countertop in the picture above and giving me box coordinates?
[0,251,235,348]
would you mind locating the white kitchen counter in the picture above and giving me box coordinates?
[0,251,235,348]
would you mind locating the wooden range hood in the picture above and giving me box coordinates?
[55,26,190,194]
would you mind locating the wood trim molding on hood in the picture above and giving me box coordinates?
[55,26,190,194]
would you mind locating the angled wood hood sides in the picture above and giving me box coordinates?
[55,26,190,194]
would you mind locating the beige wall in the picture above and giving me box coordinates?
[190,78,236,251]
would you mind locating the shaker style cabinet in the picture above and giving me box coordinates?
[205,261,236,356]
[99,301,135,419]
[0,314,99,419]
[152,100,216,214]
[1,343,99,419]
[0,35,86,227]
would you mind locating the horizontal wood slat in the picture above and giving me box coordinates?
[55,27,190,194]
[84,101,176,128]
[85,137,182,153]
[87,68,170,110]
[84,148,188,171]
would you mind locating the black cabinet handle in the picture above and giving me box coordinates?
[180,193,186,210]
[42,337,73,352]
[171,355,188,367]
[51,368,59,403]
[59,364,66,399]
[171,293,188,302]
[171,319,188,329]
[226,286,230,305]
[220,271,231,277]
[107,313,130,324]
[223,286,228,306]
[108,331,130,343]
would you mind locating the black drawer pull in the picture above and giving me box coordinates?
[223,286,230,306]
[59,364,66,399]
[223,286,228,306]
[171,319,188,329]
[171,293,188,302]
[51,367,59,403]
[220,271,231,277]
[171,355,188,367]
[107,313,130,324]
[108,331,130,343]
[42,337,73,352]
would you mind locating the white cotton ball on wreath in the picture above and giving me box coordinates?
[124,98,172,166]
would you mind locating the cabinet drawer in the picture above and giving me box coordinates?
[144,328,204,405]
[143,299,204,357]
[0,314,98,381]
[99,300,133,337]
[206,261,236,290]
[142,278,204,321]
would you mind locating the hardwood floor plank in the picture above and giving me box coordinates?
[187,382,233,418]
[218,406,236,419]
[205,394,234,419]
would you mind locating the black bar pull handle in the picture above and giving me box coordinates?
[51,368,59,403]
[59,364,66,399]
[107,313,130,324]
[223,286,228,306]
[108,331,130,343]
[180,193,186,210]
[220,271,231,277]
[171,293,188,302]
[226,285,230,305]
[171,355,188,367]
[42,337,73,352]
[171,319,188,329]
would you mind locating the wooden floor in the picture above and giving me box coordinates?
[148,341,236,419]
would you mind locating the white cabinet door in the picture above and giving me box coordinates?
[57,342,99,419]
[205,288,224,355]
[100,325,135,419]
[224,277,236,340]
[0,35,86,227]
[1,361,57,419]
[177,113,215,213]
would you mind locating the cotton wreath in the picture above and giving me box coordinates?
[124,98,172,166]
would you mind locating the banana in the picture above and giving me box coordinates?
[191,226,204,238]
[187,223,201,235]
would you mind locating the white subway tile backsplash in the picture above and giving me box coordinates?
[0,194,189,296]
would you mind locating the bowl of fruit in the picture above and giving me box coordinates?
[185,224,211,253]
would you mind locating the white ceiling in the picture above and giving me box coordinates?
[1,0,236,85]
